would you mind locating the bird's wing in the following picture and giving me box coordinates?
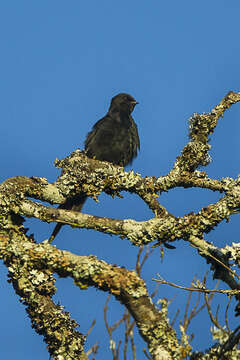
[85,115,115,150]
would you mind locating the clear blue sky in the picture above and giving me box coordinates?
[1,1,240,358]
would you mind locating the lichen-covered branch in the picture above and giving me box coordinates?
[0,230,184,359]
[172,91,240,172]
[0,232,86,360]
[9,175,240,249]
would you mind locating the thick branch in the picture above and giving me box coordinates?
[14,179,240,248]
[0,231,86,360]
[0,231,181,359]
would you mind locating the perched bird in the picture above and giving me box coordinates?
[49,93,140,242]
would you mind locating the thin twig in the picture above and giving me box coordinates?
[136,246,144,275]
[204,293,225,332]
[86,343,99,358]
[136,246,154,277]
[143,349,152,359]
[123,310,129,360]
[225,296,233,334]
[183,288,193,329]
[115,340,122,360]
[215,304,220,325]
[151,284,160,299]
[86,319,96,338]
[129,325,137,360]
[104,295,123,359]
[171,308,180,327]
[154,275,240,295]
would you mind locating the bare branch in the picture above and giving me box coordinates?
[204,293,225,331]
[86,319,97,338]
[153,275,239,295]
[225,296,233,334]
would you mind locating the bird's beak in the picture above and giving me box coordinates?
[132,100,139,105]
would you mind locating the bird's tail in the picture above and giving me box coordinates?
[49,194,87,243]
[49,223,63,243]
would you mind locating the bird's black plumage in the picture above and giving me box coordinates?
[49,93,140,242]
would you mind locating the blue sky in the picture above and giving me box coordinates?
[1,1,240,358]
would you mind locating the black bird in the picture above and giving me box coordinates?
[49,93,140,242]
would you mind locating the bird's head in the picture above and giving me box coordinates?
[110,93,138,114]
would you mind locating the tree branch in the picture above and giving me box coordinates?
[0,231,182,359]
